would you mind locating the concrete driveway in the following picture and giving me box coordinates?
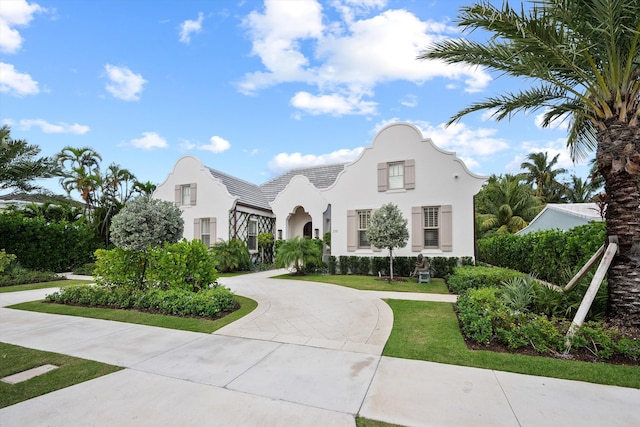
[1,271,638,427]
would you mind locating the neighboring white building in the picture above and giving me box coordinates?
[154,123,487,260]
[517,203,603,235]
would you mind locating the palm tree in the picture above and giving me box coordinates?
[56,146,103,212]
[0,126,56,193]
[420,0,640,325]
[476,174,541,236]
[564,174,596,203]
[520,152,567,202]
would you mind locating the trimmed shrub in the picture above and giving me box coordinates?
[147,239,218,292]
[327,256,337,275]
[447,265,525,294]
[338,256,349,275]
[431,256,458,278]
[46,285,236,319]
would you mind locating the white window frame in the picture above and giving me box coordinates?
[423,206,440,249]
[357,210,371,249]
[181,184,191,206]
[200,218,211,247]
[247,219,258,252]
[388,162,404,189]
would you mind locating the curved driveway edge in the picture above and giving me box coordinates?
[216,270,393,355]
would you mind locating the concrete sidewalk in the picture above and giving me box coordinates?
[1,276,639,426]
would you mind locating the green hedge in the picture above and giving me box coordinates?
[447,265,526,294]
[46,285,236,319]
[0,214,97,272]
[477,222,606,285]
[332,255,463,278]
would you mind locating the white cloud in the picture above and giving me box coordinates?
[199,135,231,153]
[0,0,45,54]
[0,62,39,96]
[400,94,417,108]
[104,64,147,101]
[130,132,168,149]
[14,118,89,134]
[268,146,364,174]
[239,3,490,115]
[504,137,583,173]
[179,12,204,44]
[291,91,376,115]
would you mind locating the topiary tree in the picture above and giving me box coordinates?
[275,236,322,275]
[366,203,409,281]
[108,197,183,286]
[110,196,183,251]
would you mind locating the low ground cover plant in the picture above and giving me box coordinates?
[451,268,639,363]
[1,250,63,287]
[46,285,236,319]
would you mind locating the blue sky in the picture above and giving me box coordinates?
[1,0,592,199]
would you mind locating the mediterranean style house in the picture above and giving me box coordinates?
[153,122,487,261]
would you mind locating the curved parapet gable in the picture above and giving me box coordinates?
[325,122,486,192]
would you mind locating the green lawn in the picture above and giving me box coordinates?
[277,273,450,294]
[0,279,92,293]
[383,299,640,389]
[0,342,121,409]
[9,295,258,334]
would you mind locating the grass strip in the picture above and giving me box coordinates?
[0,280,92,293]
[0,342,121,409]
[9,295,258,334]
[383,299,640,389]
[277,273,450,294]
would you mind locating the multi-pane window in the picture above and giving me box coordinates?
[247,220,257,251]
[181,185,191,205]
[423,207,440,248]
[200,218,210,247]
[388,162,404,189]
[358,210,371,248]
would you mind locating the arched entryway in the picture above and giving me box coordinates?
[288,206,312,239]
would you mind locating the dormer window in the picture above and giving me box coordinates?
[378,160,415,191]
[388,162,404,189]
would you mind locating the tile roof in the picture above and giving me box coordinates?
[259,163,346,202]
[207,168,272,211]
[207,163,346,210]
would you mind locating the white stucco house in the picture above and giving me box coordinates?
[154,122,487,261]
[516,203,603,235]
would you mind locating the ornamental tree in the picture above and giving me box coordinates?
[367,203,409,280]
[110,196,183,251]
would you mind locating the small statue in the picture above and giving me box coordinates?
[410,254,430,277]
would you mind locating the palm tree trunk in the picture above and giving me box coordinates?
[596,121,640,326]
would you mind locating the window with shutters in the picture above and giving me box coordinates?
[358,210,371,248]
[200,218,211,247]
[388,162,404,189]
[423,207,439,248]
[181,185,191,205]
[378,160,414,191]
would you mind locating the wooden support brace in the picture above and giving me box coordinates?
[565,237,619,350]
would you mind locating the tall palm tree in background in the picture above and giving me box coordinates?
[520,152,567,202]
[476,174,541,237]
[55,146,103,212]
[420,0,640,324]
[0,125,56,193]
[564,174,596,203]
